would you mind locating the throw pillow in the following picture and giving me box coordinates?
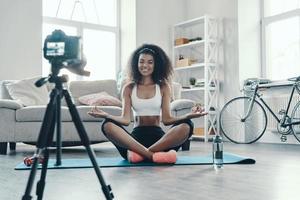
[170,99,195,111]
[78,92,122,107]
[5,77,49,106]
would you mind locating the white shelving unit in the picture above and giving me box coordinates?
[172,15,220,142]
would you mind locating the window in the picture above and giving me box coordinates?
[42,0,119,81]
[262,0,300,80]
[83,29,116,80]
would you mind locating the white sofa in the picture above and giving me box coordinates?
[0,79,195,154]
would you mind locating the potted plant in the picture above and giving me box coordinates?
[189,77,196,88]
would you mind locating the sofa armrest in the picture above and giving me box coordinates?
[0,108,16,142]
[170,99,195,112]
[0,99,23,109]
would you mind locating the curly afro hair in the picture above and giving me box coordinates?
[127,44,173,85]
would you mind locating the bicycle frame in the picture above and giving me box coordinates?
[242,82,300,127]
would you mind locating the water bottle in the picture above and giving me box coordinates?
[212,135,223,169]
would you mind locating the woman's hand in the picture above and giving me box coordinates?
[87,106,109,118]
[186,104,208,119]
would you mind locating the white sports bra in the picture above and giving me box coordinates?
[131,84,162,116]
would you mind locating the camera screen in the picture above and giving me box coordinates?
[46,42,65,56]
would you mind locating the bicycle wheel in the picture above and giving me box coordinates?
[291,101,300,142]
[219,96,267,144]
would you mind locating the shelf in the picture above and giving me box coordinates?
[192,135,205,139]
[208,111,217,115]
[192,134,216,139]
[174,63,217,71]
[173,15,220,142]
[174,40,206,49]
[174,40,204,49]
[182,87,204,92]
[191,135,215,140]
[174,16,205,27]
[174,39,216,49]
[181,87,216,92]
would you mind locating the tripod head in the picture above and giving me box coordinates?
[35,74,69,88]
[36,56,90,88]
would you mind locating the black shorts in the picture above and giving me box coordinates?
[101,118,194,160]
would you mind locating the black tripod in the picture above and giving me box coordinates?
[21,68,114,200]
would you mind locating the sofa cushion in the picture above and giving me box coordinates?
[170,99,195,111]
[15,105,122,122]
[78,92,122,107]
[5,77,49,106]
[16,106,73,122]
[0,99,23,109]
[69,79,118,105]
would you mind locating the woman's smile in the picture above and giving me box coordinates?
[138,53,154,76]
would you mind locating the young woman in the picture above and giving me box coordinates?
[88,44,207,163]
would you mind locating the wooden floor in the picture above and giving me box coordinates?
[1,141,300,200]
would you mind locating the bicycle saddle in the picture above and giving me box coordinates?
[243,78,271,86]
[288,76,300,82]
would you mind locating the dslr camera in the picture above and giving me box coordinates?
[43,29,89,76]
[43,29,82,62]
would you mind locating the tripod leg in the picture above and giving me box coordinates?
[22,150,43,200]
[55,92,62,166]
[36,107,57,200]
[63,89,114,200]
[36,149,50,200]
[22,89,58,200]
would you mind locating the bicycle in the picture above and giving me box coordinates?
[219,76,300,144]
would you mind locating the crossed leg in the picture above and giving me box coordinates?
[102,121,153,160]
[148,123,191,152]
[101,119,193,163]
[148,123,191,163]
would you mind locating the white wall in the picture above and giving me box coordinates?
[238,0,261,85]
[0,0,42,80]
[135,0,186,57]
